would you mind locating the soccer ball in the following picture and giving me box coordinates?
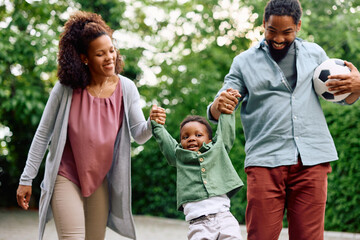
[312,59,351,102]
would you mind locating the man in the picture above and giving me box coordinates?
[207,0,360,239]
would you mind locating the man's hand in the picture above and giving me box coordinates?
[210,88,241,120]
[327,61,360,103]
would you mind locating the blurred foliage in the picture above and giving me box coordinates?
[321,101,360,233]
[0,0,70,207]
[0,0,359,233]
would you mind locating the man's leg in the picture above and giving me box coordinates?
[286,162,332,240]
[245,166,288,240]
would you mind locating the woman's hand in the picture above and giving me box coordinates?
[150,105,166,125]
[16,185,32,210]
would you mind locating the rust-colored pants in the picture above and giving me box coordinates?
[245,159,332,240]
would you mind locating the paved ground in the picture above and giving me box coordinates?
[1,208,359,240]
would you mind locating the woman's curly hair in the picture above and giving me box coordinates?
[57,11,124,89]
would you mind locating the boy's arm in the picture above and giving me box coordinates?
[216,112,236,153]
[151,120,178,166]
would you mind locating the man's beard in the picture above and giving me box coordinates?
[267,40,292,62]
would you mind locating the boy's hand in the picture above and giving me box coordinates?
[150,105,166,125]
[227,88,241,99]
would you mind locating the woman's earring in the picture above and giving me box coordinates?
[84,62,88,66]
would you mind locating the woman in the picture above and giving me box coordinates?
[16,11,166,240]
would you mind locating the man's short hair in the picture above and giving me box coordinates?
[264,0,303,24]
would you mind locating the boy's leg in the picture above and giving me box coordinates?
[84,177,109,240]
[187,216,219,240]
[51,175,85,239]
[188,211,242,240]
[287,162,332,240]
[245,166,287,240]
[218,211,243,240]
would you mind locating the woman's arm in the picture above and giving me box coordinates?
[19,83,63,186]
[126,81,153,144]
[17,82,63,209]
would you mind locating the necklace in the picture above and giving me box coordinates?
[89,77,109,98]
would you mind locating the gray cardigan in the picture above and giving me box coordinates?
[19,75,152,240]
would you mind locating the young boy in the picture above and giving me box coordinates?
[151,91,243,240]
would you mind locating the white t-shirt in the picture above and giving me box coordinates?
[182,194,230,221]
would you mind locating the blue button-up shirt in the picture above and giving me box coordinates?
[208,38,338,168]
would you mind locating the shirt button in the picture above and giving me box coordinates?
[197,151,201,154]
[199,158,204,162]
[201,168,206,172]
[203,180,207,184]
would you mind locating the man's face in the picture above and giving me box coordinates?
[263,15,301,61]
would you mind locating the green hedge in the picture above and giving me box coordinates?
[322,100,360,232]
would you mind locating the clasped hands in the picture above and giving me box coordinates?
[150,105,166,125]
[150,88,241,125]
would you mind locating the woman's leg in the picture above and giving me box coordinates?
[51,175,85,240]
[84,177,109,240]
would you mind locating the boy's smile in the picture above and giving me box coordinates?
[180,121,211,152]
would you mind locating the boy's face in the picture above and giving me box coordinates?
[180,121,211,152]
[263,15,301,60]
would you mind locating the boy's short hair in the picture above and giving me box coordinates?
[264,0,302,24]
[180,115,213,140]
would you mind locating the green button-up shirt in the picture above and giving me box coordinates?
[151,112,243,211]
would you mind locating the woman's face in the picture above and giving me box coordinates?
[83,34,117,79]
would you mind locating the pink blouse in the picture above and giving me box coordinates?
[58,80,123,197]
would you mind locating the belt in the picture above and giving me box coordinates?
[189,213,217,224]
